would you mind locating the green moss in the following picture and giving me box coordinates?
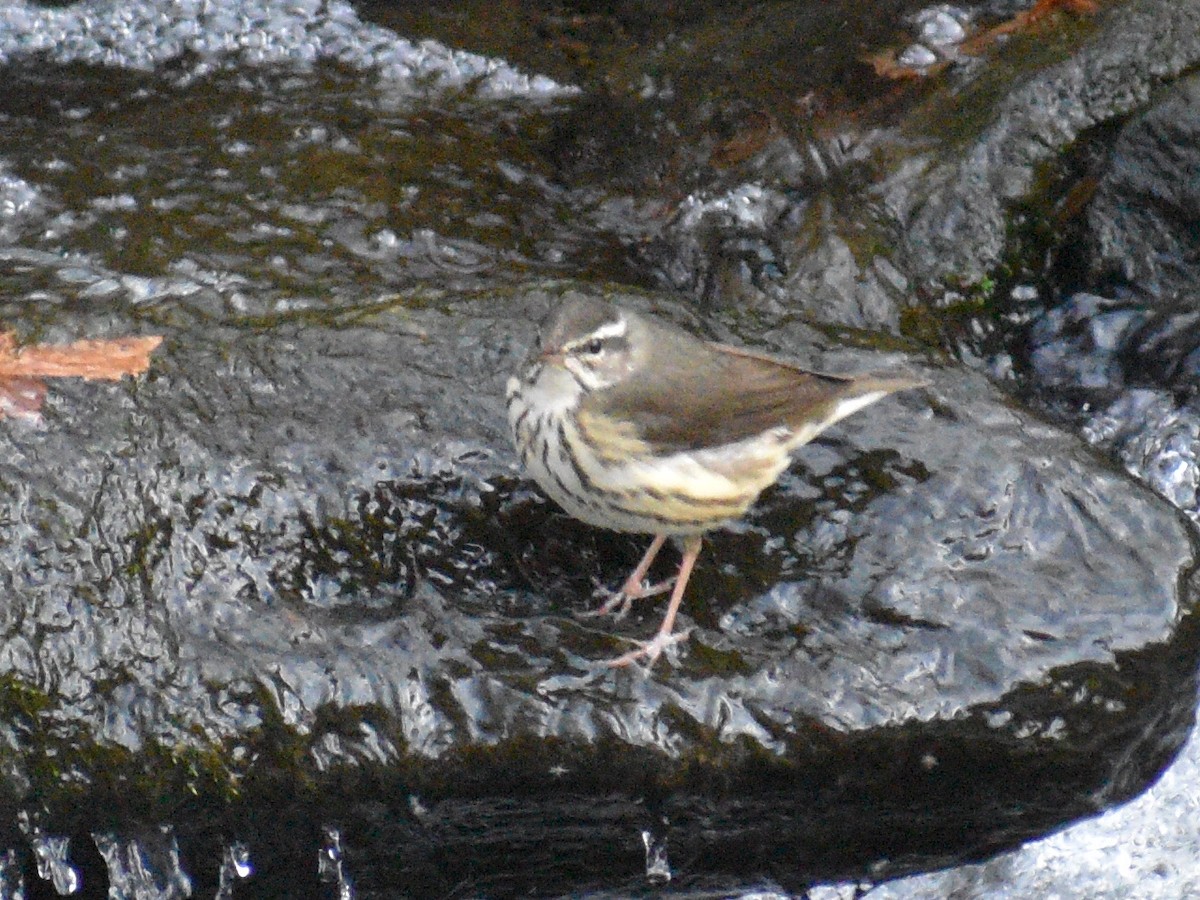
[688,640,754,677]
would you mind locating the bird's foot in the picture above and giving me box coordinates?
[605,629,690,669]
[581,578,674,621]
[578,592,634,620]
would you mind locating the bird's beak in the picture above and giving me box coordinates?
[518,346,563,385]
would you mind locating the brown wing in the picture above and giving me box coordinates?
[586,336,902,454]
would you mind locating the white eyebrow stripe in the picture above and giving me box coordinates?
[590,318,627,340]
[565,316,628,350]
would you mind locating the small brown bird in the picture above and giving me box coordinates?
[506,297,923,668]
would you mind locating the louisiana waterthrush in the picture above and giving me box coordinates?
[506,297,924,668]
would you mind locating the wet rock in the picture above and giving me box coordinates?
[864,705,1200,899]
[513,0,1200,333]
[1081,73,1200,300]
[0,0,1197,894]
[898,0,1200,301]
[0,284,1195,894]
[1022,292,1200,524]
[1083,390,1200,521]
[1017,73,1200,522]
[0,0,576,98]
[634,0,1200,330]
[1025,291,1147,394]
[1023,319,1200,546]
[979,62,1200,900]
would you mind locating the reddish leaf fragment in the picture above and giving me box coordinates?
[0,376,48,421]
[0,333,163,381]
[0,331,163,421]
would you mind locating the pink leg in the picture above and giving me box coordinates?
[617,534,669,598]
[606,534,703,669]
[583,534,674,619]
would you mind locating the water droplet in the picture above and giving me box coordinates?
[30,835,78,895]
[641,828,671,885]
[916,6,968,46]
[19,813,79,896]
[897,43,939,68]
[0,848,25,898]
[92,825,192,898]
[317,826,355,900]
[216,841,253,899]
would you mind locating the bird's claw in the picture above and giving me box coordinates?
[626,577,675,601]
[605,629,691,669]
[581,577,675,621]
[579,590,634,620]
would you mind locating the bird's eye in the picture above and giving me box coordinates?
[582,338,603,355]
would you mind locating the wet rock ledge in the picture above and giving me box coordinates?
[0,284,1194,895]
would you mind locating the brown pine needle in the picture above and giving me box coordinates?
[869,0,1101,78]
[962,0,1099,54]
